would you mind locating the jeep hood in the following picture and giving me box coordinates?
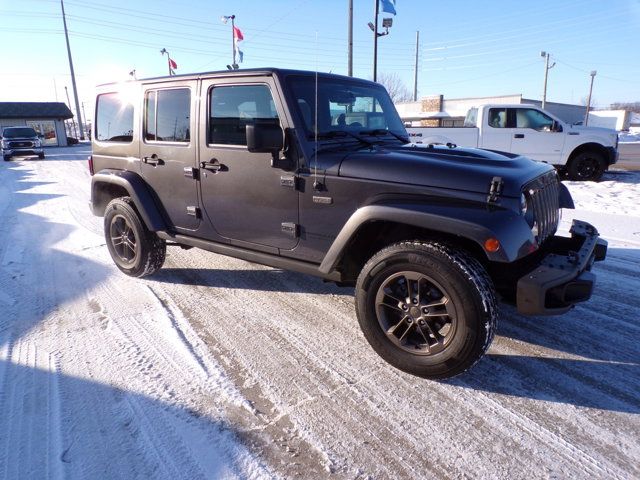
[338,144,553,197]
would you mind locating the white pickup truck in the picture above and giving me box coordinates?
[406,104,619,181]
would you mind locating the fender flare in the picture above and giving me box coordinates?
[91,169,167,231]
[318,203,536,274]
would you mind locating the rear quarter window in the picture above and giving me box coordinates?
[95,93,134,142]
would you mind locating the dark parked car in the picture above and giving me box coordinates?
[89,68,607,379]
[2,126,45,160]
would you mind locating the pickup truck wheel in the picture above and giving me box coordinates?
[567,151,605,181]
[104,197,166,277]
[3,155,10,162]
[355,242,497,379]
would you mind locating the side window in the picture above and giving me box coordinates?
[515,108,554,131]
[96,93,134,142]
[487,108,507,128]
[145,88,190,143]
[209,85,279,146]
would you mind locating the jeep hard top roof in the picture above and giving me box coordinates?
[96,68,378,88]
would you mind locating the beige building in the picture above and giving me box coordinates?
[396,94,588,127]
[0,102,74,147]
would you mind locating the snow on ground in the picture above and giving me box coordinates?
[0,146,638,479]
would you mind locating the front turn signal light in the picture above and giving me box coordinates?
[484,237,500,253]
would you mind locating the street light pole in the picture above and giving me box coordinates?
[584,70,597,126]
[540,51,555,110]
[372,0,379,82]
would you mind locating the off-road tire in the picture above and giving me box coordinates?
[355,241,498,379]
[104,197,166,277]
[567,151,605,181]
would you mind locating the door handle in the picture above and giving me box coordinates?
[142,154,164,166]
[514,134,525,139]
[200,159,227,172]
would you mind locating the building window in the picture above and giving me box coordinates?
[145,88,191,143]
[96,93,134,142]
[26,121,57,145]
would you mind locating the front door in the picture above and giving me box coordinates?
[508,107,565,164]
[139,82,200,232]
[198,79,299,250]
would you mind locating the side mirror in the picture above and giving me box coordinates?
[552,120,563,133]
[246,123,283,154]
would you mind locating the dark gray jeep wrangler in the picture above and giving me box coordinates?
[90,69,607,379]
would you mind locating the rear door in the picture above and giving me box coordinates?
[198,77,299,250]
[139,81,200,232]
[478,107,512,152]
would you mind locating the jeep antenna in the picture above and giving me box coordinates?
[313,30,320,191]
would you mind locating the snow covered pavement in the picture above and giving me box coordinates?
[0,146,638,479]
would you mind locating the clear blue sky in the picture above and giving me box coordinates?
[1,0,639,121]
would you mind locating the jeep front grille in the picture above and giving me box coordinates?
[525,171,560,245]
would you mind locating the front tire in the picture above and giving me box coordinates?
[104,197,166,277]
[355,241,497,379]
[3,155,10,162]
[567,151,605,181]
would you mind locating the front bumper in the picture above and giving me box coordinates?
[516,220,607,315]
[3,147,44,157]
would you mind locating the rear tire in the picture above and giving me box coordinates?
[355,241,497,379]
[38,153,45,159]
[104,197,166,277]
[567,151,605,181]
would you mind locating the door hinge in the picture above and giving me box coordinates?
[281,222,299,238]
[184,166,199,179]
[186,206,201,218]
[280,175,298,189]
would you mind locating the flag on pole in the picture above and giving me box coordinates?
[233,25,244,63]
[169,58,177,70]
[380,0,396,15]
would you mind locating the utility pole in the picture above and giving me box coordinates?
[60,0,85,139]
[348,0,353,76]
[584,70,597,126]
[413,30,419,101]
[540,51,555,110]
[64,86,78,139]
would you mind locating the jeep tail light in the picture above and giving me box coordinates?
[88,155,94,175]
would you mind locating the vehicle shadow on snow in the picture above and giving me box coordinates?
[600,169,640,184]
[0,164,264,478]
[450,249,640,414]
[152,267,351,296]
[0,360,263,478]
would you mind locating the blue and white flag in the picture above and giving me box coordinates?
[380,0,396,15]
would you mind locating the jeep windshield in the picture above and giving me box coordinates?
[2,127,38,138]
[287,75,408,144]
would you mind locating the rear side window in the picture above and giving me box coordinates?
[209,85,279,145]
[487,108,507,128]
[95,93,134,142]
[145,88,191,143]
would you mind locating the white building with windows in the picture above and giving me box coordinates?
[0,102,73,146]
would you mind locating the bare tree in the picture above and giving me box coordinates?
[610,102,640,113]
[376,72,413,104]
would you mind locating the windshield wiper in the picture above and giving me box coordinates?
[311,130,376,147]
[358,129,409,143]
